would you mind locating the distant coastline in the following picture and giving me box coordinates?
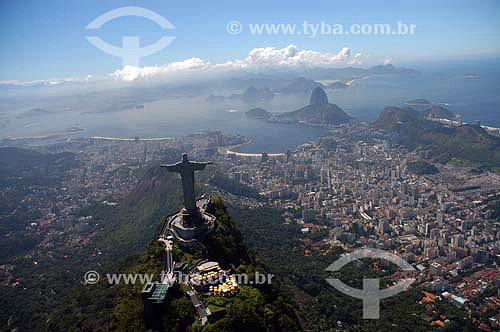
[344,75,371,86]
[6,127,85,140]
[219,136,288,157]
[90,136,174,142]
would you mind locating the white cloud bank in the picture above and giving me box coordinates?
[111,45,364,81]
[1,45,366,86]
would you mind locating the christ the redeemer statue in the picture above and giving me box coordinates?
[161,153,212,216]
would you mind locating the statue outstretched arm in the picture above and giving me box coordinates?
[161,161,183,172]
[191,161,213,171]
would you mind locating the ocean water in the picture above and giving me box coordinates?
[331,57,500,126]
[2,57,499,152]
[0,96,326,153]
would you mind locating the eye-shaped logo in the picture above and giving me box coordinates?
[326,248,416,319]
[85,6,175,67]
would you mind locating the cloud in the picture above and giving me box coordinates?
[350,53,363,65]
[111,45,364,81]
[110,58,210,81]
[1,45,366,85]
[383,57,393,65]
[0,75,94,87]
[225,45,353,68]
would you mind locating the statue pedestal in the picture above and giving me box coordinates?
[179,208,203,228]
[161,196,215,244]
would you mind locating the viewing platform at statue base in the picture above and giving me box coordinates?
[160,195,216,244]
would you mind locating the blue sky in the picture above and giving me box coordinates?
[1,0,499,81]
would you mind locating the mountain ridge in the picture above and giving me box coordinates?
[373,106,500,170]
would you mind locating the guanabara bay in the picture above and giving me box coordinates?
[1,1,500,332]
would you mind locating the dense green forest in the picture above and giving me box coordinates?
[408,160,440,175]
[209,173,262,199]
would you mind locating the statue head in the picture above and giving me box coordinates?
[182,153,188,162]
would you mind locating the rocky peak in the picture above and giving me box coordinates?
[309,87,329,105]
